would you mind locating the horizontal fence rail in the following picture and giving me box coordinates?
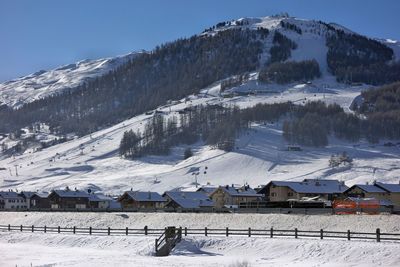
[0,224,399,243]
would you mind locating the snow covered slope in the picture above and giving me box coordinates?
[0,52,141,108]
[0,76,399,194]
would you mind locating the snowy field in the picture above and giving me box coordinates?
[1,233,399,267]
[0,212,399,267]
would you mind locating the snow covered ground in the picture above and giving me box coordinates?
[1,233,399,267]
[0,212,399,267]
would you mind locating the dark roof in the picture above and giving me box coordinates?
[350,184,387,193]
[123,191,165,202]
[20,191,36,198]
[164,191,214,209]
[375,182,400,193]
[33,192,49,198]
[268,179,348,194]
[0,191,24,199]
[51,190,90,198]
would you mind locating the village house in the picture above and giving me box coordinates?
[30,192,51,209]
[209,185,263,209]
[259,179,348,202]
[89,193,117,209]
[374,182,400,207]
[48,188,90,209]
[0,191,28,210]
[343,184,390,205]
[163,191,214,210]
[20,191,36,209]
[118,191,166,209]
[345,182,400,207]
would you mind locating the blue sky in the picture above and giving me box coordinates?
[1,0,399,82]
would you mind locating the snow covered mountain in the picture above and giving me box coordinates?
[1,15,399,109]
[1,15,400,194]
[0,52,141,108]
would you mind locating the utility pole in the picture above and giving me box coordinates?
[14,165,18,176]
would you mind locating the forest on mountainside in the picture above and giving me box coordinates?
[258,60,321,84]
[324,24,400,85]
[0,28,269,136]
[119,92,400,159]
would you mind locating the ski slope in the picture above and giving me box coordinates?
[0,76,399,195]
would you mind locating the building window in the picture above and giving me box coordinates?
[288,192,294,197]
[271,193,277,197]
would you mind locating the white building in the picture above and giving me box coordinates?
[0,191,28,210]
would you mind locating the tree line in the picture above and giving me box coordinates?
[120,95,400,159]
[325,26,399,85]
[258,60,321,84]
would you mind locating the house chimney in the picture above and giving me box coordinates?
[148,191,151,200]
[366,182,369,185]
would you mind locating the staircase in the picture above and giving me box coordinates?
[155,226,182,256]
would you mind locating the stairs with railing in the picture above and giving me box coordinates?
[155,226,182,256]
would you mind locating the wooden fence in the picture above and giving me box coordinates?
[1,224,399,243]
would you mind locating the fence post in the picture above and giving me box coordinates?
[248,227,251,237]
[32,225,34,232]
[126,227,128,236]
[73,226,76,234]
[184,227,187,237]
[376,228,380,242]
[205,227,208,237]
[58,226,60,234]
[89,226,92,235]
[8,224,10,231]
[295,228,298,239]
[347,230,350,241]
[270,227,273,238]
[44,225,47,233]
[20,225,22,232]
[320,229,323,240]
[108,227,111,236]
[144,226,148,236]
[226,227,229,237]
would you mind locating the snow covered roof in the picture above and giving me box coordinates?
[89,193,114,202]
[197,187,218,195]
[375,182,400,193]
[51,190,90,198]
[164,191,214,209]
[269,179,348,194]
[351,184,387,193]
[33,192,49,198]
[123,191,166,202]
[0,191,24,199]
[215,186,263,197]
